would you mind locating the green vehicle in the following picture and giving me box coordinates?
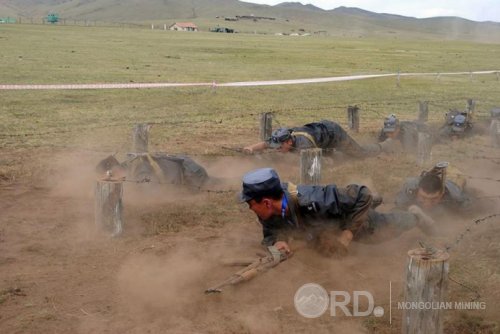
[46,13,59,24]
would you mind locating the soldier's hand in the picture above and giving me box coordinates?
[274,241,291,254]
[242,147,253,154]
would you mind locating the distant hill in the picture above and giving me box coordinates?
[1,0,500,42]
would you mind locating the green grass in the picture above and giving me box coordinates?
[1,24,500,176]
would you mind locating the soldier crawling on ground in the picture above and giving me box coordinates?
[95,153,216,190]
[438,109,473,140]
[394,161,472,219]
[378,114,431,154]
[242,119,394,158]
[239,168,436,257]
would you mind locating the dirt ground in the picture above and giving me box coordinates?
[1,138,500,333]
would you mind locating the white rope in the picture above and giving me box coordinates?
[0,70,498,90]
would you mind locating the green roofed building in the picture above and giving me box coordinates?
[0,17,16,23]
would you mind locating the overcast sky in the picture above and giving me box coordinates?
[242,0,500,22]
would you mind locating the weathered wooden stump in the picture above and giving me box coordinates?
[490,119,500,147]
[132,123,152,153]
[466,99,476,114]
[95,179,123,237]
[300,148,322,185]
[418,101,429,123]
[260,112,273,141]
[416,132,432,167]
[402,248,449,334]
[347,106,360,132]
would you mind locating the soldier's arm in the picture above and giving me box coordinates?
[394,179,417,209]
[243,141,269,154]
[260,220,288,247]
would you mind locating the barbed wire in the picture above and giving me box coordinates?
[122,177,236,194]
[1,96,499,138]
[444,213,500,253]
[440,212,500,301]
[448,275,481,302]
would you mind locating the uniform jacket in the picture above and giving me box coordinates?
[259,183,372,245]
[378,121,429,152]
[395,177,471,212]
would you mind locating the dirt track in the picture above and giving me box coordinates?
[1,147,499,333]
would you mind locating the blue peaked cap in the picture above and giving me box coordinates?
[239,168,283,202]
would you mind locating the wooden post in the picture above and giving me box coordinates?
[132,124,152,153]
[416,132,432,167]
[347,105,360,132]
[95,180,123,237]
[418,101,429,123]
[300,148,322,185]
[260,112,273,141]
[402,248,449,334]
[491,119,500,147]
[466,99,475,113]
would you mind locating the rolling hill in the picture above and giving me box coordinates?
[1,0,500,42]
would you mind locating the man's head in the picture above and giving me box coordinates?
[240,168,284,220]
[416,174,444,209]
[382,114,400,139]
[268,128,294,152]
[451,114,467,135]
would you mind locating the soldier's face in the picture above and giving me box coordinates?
[416,189,444,209]
[247,199,274,220]
[278,139,294,153]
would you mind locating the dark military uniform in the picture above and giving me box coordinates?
[271,120,373,158]
[378,121,430,153]
[438,110,473,139]
[125,153,209,189]
[395,177,471,215]
[259,182,419,246]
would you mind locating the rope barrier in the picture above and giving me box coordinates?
[1,70,499,90]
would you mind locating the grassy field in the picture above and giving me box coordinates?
[1,23,499,181]
[1,24,500,150]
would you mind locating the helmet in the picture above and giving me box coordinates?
[268,128,292,148]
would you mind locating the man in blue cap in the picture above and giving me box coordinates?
[378,114,431,153]
[240,168,435,256]
[242,120,385,158]
[438,109,473,140]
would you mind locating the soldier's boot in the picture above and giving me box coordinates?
[408,205,437,236]
[371,193,383,209]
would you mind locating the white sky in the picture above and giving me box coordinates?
[242,0,500,22]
